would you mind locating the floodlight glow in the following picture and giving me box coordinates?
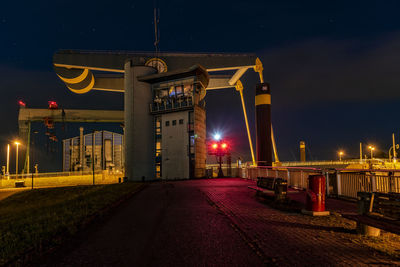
[213,133,221,141]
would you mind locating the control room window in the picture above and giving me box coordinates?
[155,116,161,135]
[175,85,183,97]
[172,120,177,126]
[165,121,170,126]
[156,89,168,100]
[184,84,193,96]
[168,86,176,97]
[179,119,184,125]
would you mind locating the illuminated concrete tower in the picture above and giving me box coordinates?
[138,65,208,179]
[124,63,157,181]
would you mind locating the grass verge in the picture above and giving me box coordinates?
[0,182,145,265]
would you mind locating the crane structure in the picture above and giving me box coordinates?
[18,107,124,173]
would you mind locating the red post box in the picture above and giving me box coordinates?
[306,174,326,212]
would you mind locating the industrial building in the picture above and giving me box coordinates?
[62,129,123,172]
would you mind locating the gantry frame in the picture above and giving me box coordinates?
[18,108,124,173]
[52,51,279,166]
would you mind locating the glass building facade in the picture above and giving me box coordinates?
[62,130,123,172]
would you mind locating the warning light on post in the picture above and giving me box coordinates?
[18,100,26,107]
[48,101,58,109]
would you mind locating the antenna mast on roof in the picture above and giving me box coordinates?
[153,5,160,56]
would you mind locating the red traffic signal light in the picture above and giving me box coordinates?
[208,140,230,156]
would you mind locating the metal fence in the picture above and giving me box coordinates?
[243,166,322,190]
[241,166,400,199]
[3,170,101,180]
[337,171,400,198]
[0,170,124,189]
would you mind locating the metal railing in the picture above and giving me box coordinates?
[2,169,124,179]
[279,159,395,167]
[281,160,358,167]
[243,166,322,190]
[241,165,400,199]
[2,170,102,180]
[150,97,193,113]
[337,171,400,198]
[0,170,124,189]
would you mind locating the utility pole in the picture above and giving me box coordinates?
[6,144,10,175]
[92,131,95,185]
[227,153,232,177]
[15,142,20,179]
[393,133,397,162]
[217,155,224,178]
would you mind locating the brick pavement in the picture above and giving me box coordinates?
[39,178,399,266]
[196,178,399,266]
[39,181,264,267]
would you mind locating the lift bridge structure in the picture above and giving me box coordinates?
[19,51,278,180]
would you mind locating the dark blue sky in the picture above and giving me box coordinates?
[1,0,400,170]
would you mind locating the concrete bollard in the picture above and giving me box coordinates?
[357,193,381,237]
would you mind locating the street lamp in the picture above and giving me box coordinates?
[338,151,344,161]
[389,143,399,163]
[368,145,375,159]
[213,133,221,141]
[6,144,10,175]
[14,141,20,178]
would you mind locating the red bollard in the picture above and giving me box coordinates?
[302,174,330,216]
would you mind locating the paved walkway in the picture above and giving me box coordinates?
[0,187,29,201]
[40,178,399,266]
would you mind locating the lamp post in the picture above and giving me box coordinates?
[6,144,10,175]
[14,141,20,178]
[368,146,375,159]
[389,145,399,163]
[393,133,397,163]
[338,151,344,161]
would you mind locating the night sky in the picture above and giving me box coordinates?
[1,0,400,171]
